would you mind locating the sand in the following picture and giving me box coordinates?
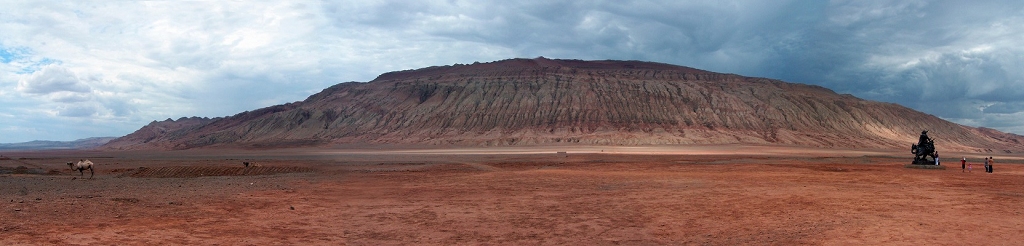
[2,145,1023,245]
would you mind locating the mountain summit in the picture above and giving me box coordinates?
[104,58,1024,152]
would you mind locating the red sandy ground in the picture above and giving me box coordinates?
[1,145,1023,245]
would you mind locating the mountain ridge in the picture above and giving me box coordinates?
[0,137,117,150]
[103,58,1024,153]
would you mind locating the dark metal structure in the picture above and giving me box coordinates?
[911,130,937,164]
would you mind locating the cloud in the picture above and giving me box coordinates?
[57,104,97,118]
[984,102,1024,114]
[3,0,1024,143]
[775,1,1024,131]
[50,92,91,103]
[17,64,90,94]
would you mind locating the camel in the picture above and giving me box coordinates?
[67,159,95,179]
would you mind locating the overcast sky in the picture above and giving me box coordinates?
[2,1,1024,143]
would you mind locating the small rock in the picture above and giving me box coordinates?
[35,198,41,201]
[290,206,295,210]
[14,209,21,212]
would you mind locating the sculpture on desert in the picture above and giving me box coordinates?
[910,131,937,165]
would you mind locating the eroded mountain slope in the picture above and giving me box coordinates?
[104,58,1024,152]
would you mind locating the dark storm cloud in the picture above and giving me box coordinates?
[790,1,1024,132]
[984,102,1024,114]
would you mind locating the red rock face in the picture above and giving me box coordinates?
[103,58,1024,152]
[102,117,217,150]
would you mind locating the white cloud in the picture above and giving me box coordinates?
[17,64,90,94]
[0,1,352,142]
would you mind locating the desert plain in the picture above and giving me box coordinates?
[2,145,1023,245]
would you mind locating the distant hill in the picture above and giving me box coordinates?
[0,137,117,150]
[101,117,218,150]
[103,57,1024,153]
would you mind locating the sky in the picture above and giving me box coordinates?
[2,0,1024,143]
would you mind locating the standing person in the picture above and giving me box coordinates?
[961,157,966,172]
[968,161,973,172]
[935,151,940,165]
[983,157,988,173]
[984,157,991,173]
[989,157,995,173]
